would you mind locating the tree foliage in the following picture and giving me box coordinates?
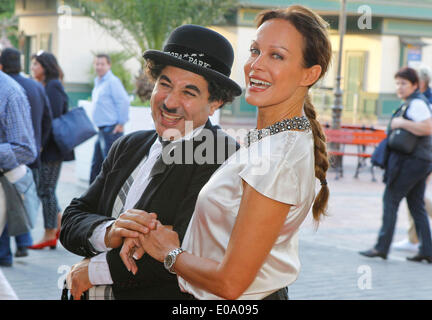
[0,0,18,49]
[0,0,15,18]
[66,0,238,61]
[66,0,238,101]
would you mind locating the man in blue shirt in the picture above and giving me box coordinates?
[0,69,37,267]
[90,54,130,184]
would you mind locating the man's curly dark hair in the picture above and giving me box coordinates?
[145,59,238,108]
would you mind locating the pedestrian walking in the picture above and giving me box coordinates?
[0,70,37,267]
[393,65,432,252]
[28,51,74,250]
[418,65,432,104]
[0,48,53,259]
[89,54,130,184]
[360,67,432,263]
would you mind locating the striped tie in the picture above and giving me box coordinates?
[117,174,134,213]
[111,164,141,218]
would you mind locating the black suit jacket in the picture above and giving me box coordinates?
[60,119,239,299]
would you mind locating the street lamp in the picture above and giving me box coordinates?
[332,0,347,130]
[331,0,347,176]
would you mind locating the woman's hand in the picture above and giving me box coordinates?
[120,237,145,275]
[391,116,406,130]
[119,224,177,273]
[138,222,180,263]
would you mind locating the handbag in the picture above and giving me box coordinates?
[52,107,97,155]
[371,137,389,169]
[387,128,418,154]
[12,167,40,229]
[387,104,419,154]
[0,174,31,237]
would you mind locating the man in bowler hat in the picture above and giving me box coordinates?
[61,25,241,299]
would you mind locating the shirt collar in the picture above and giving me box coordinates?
[96,70,113,84]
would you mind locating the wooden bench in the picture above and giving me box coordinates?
[323,127,386,181]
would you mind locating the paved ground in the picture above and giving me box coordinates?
[1,141,432,300]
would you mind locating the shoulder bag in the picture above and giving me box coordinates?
[387,104,419,154]
[52,107,97,155]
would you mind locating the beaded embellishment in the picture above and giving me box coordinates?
[245,116,311,147]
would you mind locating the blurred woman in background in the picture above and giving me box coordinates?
[29,51,74,250]
[360,67,432,263]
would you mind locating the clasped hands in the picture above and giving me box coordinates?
[109,209,180,275]
[67,209,179,300]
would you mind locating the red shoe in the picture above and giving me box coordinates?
[28,238,57,250]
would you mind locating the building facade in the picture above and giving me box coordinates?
[13,0,432,124]
[15,0,141,106]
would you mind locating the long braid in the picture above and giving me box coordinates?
[257,6,332,224]
[304,94,329,223]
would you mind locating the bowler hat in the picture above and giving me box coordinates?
[143,24,242,96]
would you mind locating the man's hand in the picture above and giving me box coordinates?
[105,209,158,249]
[113,124,124,134]
[66,259,92,300]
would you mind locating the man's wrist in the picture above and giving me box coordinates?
[104,225,112,248]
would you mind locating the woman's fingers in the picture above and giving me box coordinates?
[120,238,140,273]
[133,246,145,261]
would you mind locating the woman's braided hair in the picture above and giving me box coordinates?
[257,5,332,223]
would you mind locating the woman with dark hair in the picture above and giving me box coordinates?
[360,67,432,263]
[119,5,332,300]
[28,51,74,250]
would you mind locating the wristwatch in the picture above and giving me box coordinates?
[164,248,185,274]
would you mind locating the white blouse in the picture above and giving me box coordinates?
[178,129,316,299]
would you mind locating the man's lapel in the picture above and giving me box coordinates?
[105,132,158,214]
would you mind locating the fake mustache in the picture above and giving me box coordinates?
[162,104,183,117]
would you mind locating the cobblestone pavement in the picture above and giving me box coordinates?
[1,146,432,300]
